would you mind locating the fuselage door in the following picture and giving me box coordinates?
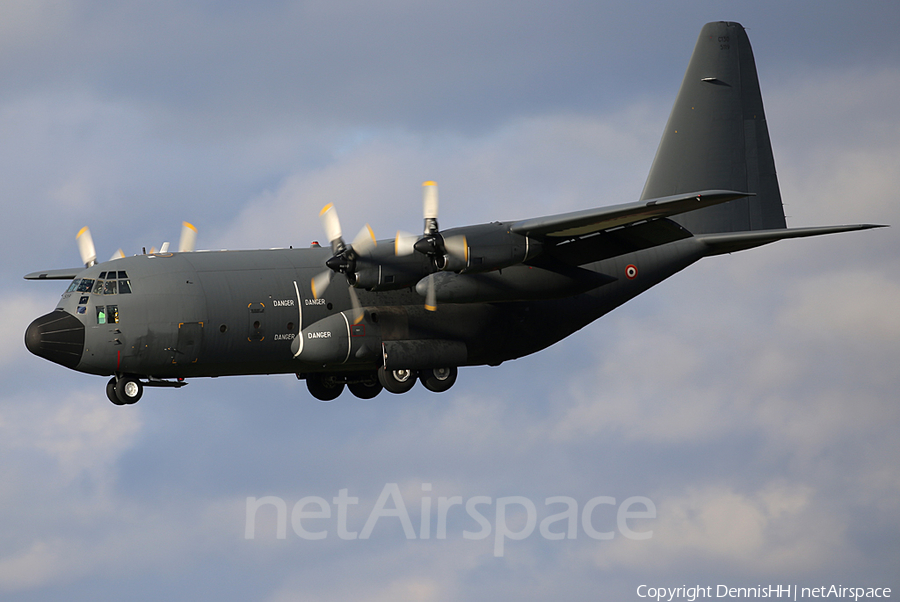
[173,321,203,364]
[248,303,265,341]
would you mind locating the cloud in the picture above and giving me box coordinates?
[593,482,848,575]
[210,106,662,251]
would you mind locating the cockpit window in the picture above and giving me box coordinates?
[97,305,119,324]
[68,272,130,296]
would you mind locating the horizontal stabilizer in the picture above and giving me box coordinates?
[697,224,887,255]
[512,190,751,239]
[24,268,83,280]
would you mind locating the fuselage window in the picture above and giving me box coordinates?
[97,306,107,324]
[103,280,117,295]
[117,271,128,279]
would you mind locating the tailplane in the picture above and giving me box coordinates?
[641,21,786,234]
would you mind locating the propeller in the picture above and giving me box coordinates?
[76,222,197,266]
[310,203,375,324]
[76,227,97,267]
[178,221,198,253]
[394,181,469,311]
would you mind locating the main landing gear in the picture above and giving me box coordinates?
[302,366,459,401]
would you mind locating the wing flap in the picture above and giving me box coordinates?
[511,190,752,239]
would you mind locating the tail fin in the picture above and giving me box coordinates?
[640,21,786,234]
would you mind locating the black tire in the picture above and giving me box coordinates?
[348,376,383,399]
[306,374,344,401]
[419,367,458,393]
[377,367,417,394]
[106,377,125,405]
[115,376,143,404]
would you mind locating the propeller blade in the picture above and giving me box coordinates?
[347,286,364,325]
[424,273,437,312]
[319,203,343,247]
[76,227,97,267]
[351,224,377,256]
[444,234,469,263]
[311,270,332,299]
[159,242,170,253]
[110,249,125,261]
[423,181,439,234]
[394,230,418,256]
[178,221,197,252]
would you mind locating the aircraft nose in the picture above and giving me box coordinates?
[25,310,85,369]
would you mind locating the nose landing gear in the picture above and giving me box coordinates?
[106,375,143,405]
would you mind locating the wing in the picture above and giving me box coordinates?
[24,268,83,280]
[510,190,752,238]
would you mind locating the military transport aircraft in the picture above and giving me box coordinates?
[25,22,883,404]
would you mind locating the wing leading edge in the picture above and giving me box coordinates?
[24,268,83,280]
[510,190,752,239]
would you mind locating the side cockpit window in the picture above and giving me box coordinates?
[96,304,119,325]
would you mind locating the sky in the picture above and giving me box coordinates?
[3,1,899,600]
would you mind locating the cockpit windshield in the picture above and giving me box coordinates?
[66,272,132,295]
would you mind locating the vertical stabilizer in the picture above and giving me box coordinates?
[641,22,786,233]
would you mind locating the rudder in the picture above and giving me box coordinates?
[640,22,786,234]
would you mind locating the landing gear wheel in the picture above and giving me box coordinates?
[348,375,383,399]
[419,367,458,393]
[107,377,125,405]
[307,374,344,401]
[115,376,143,404]
[377,367,417,394]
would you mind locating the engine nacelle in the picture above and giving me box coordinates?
[348,222,543,292]
[439,222,541,274]
[352,247,432,291]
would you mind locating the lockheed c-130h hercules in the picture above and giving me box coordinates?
[25,22,884,404]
